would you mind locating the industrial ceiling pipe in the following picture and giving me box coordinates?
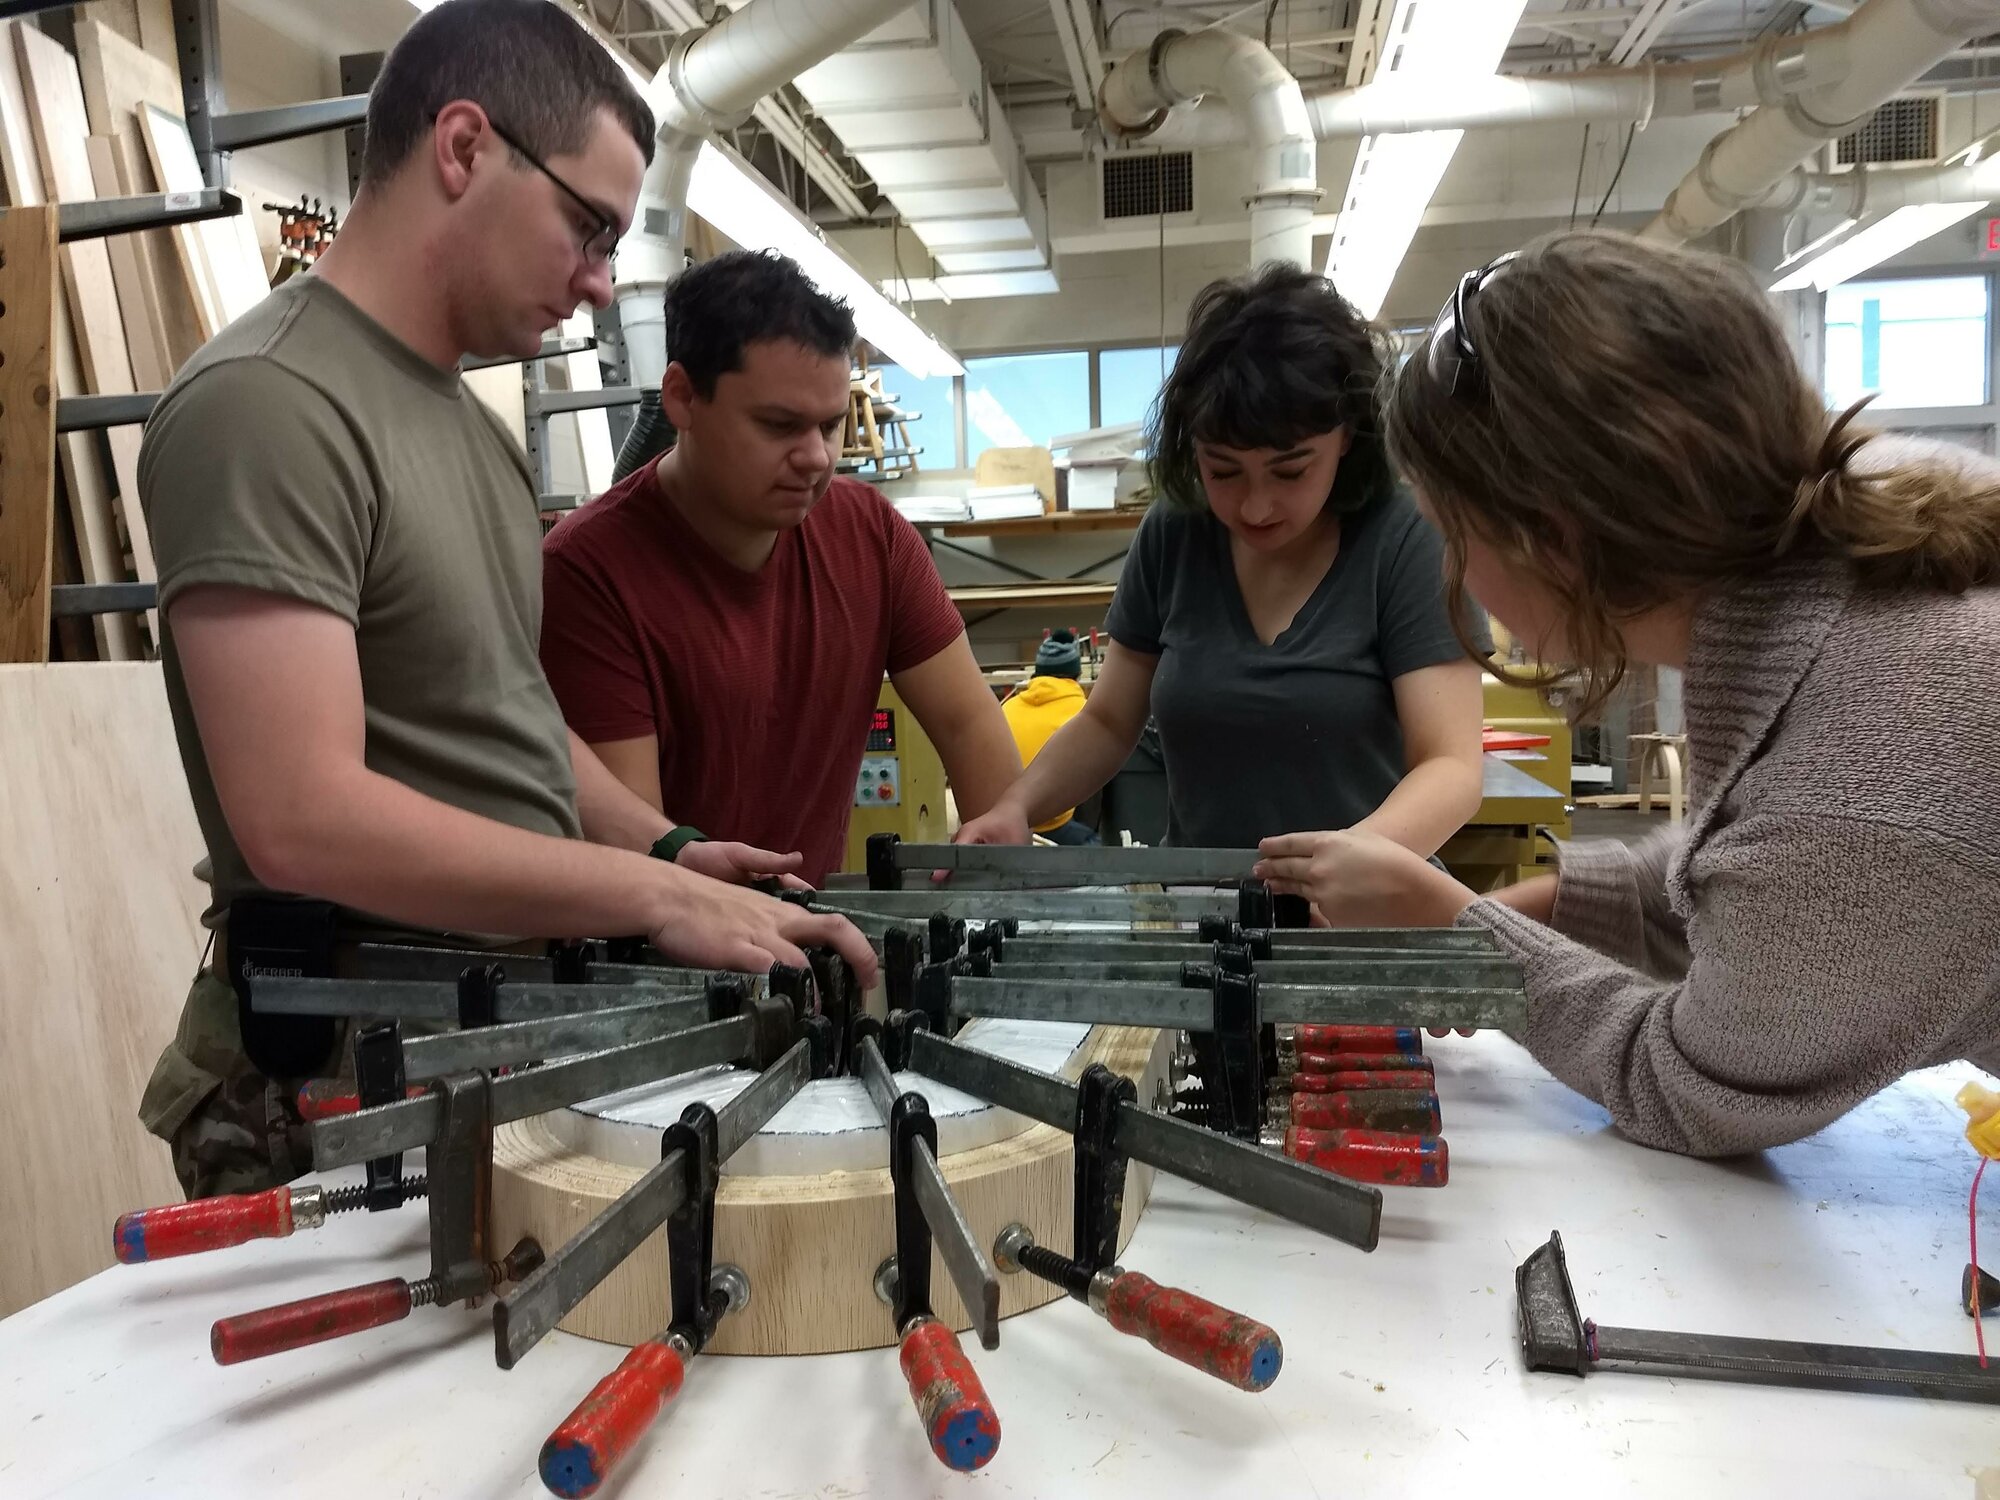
[1644,0,2000,243]
[612,0,916,388]
[1099,27,1321,271]
[1138,23,1854,147]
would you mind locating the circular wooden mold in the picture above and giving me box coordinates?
[491,1019,1172,1355]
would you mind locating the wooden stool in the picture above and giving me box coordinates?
[1632,732,1688,824]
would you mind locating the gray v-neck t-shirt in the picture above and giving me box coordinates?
[1104,484,1488,849]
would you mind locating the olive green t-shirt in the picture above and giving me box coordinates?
[140,275,582,928]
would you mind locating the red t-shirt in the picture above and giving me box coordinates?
[540,463,965,885]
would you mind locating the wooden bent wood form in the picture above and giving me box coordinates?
[492,1024,1171,1356]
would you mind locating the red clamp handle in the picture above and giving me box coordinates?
[296,1079,425,1120]
[114,1186,294,1264]
[210,1277,413,1364]
[898,1316,1001,1472]
[1292,1024,1422,1056]
[1290,1068,1435,1093]
[1283,1126,1449,1187]
[1100,1270,1283,1392]
[1287,1087,1442,1134]
[1293,1049,1434,1076]
[539,1339,688,1499]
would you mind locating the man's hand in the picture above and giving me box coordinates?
[648,871,877,984]
[676,839,811,891]
[1253,828,1477,930]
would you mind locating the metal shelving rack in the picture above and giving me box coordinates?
[21,0,619,619]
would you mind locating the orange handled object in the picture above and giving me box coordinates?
[1098,1270,1282,1391]
[1292,1049,1433,1076]
[1292,1068,1435,1092]
[539,1338,689,1499]
[114,1186,298,1264]
[295,1079,425,1120]
[1292,1024,1422,1055]
[1281,1126,1448,1187]
[898,1316,1001,1471]
[1284,1087,1442,1134]
[210,1277,414,1364]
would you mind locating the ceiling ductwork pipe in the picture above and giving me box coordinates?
[1099,27,1321,270]
[1643,0,2000,244]
[1145,24,1854,148]
[614,0,917,384]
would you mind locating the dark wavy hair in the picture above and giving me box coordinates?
[663,249,858,398]
[1149,263,1394,515]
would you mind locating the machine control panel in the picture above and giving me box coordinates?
[856,756,901,807]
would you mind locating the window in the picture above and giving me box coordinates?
[1824,276,1989,410]
[874,364,958,471]
[964,350,1090,463]
[1098,344,1178,432]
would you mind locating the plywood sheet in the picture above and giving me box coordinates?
[17,24,158,637]
[86,133,168,389]
[0,663,209,1315]
[141,102,265,329]
[0,21,141,659]
[0,204,58,663]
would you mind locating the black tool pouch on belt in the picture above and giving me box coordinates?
[226,895,341,1079]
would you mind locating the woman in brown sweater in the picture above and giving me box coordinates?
[1254,229,2000,1156]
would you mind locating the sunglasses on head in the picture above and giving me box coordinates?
[1425,250,1517,394]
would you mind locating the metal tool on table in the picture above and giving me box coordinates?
[518,1043,814,1498]
[852,1017,1003,1472]
[985,1054,1283,1392]
[1518,1231,2000,1404]
[205,975,827,1365]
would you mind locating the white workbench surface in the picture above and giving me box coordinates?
[4,1036,1993,1499]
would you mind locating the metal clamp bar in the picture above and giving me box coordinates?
[493,1041,811,1368]
[57,188,238,242]
[253,974,704,1022]
[209,94,370,151]
[893,842,1257,884]
[523,385,645,417]
[811,890,1237,924]
[906,1031,1380,1251]
[990,958,1523,988]
[996,928,1500,955]
[856,1034,1001,1348]
[311,1015,752,1170]
[947,976,1525,1033]
[399,997,710,1080]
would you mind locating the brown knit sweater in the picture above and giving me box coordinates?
[1459,547,2000,1156]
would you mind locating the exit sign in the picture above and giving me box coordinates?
[1983,217,2000,256]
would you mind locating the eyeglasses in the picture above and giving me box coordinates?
[483,115,622,267]
[1425,250,1517,394]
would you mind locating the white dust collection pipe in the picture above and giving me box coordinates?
[1643,0,2000,244]
[1142,24,1854,149]
[1100,28,1321,269]
[615,0,914,385]
[1758,152,2000,218]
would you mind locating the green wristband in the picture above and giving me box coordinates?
[650,825,708,863]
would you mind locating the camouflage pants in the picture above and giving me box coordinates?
[137,969,350,1200]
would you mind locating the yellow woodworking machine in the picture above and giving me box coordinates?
[1439,672,1575,893]
[842,681,947,875]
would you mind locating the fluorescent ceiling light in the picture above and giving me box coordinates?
[1324,0,1529,318]
[1769,202,1988,292]
[688,140,964,378]
[882,270,1060,302]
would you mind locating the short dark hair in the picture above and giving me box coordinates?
[362,0,655,187]
[664,250,858,398]
[1150,263,1393,516]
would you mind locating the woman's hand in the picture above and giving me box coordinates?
[953,801,1035,848]
[1252,828,1478,930]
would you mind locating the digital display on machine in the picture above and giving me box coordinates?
[866,707,897,752]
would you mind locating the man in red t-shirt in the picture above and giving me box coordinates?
[541,249,1019,887]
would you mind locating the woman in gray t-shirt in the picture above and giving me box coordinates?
[960,264,1489,853]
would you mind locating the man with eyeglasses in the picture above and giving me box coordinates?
[134,0,873,1200]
